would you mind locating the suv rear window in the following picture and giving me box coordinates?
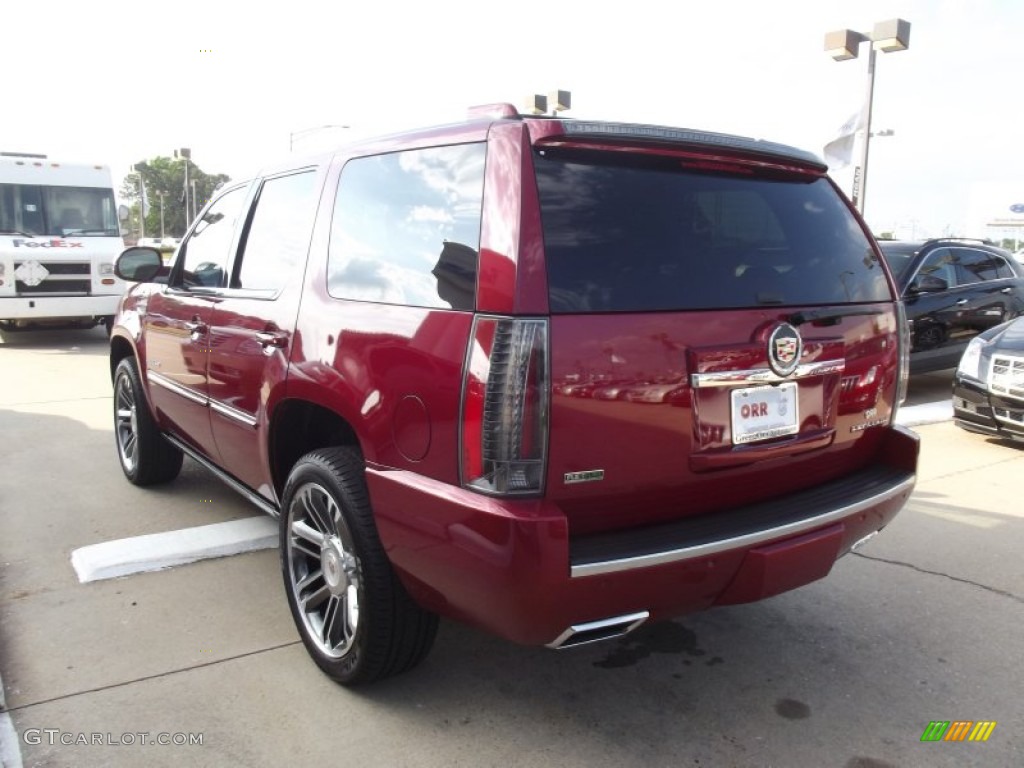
[534,148,890,313]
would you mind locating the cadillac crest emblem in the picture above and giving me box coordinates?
[768,323,802,377]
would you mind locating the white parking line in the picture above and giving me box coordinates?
[0,670,24,768]
[71,517,278,584]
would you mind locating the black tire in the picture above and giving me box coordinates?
[916,325,945,350]
[113,357,183,485]
[280,447,438,685]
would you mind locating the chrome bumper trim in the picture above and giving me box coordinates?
[571,474,915,578]
[691,359,845,388]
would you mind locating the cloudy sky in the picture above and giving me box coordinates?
[4,0,1021,240]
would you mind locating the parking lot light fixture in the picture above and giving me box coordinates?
[824,19,911,215]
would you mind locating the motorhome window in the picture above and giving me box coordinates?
[40,186,119,236]
[0,184,46,236]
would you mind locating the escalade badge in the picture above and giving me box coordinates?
[768,323,802,377]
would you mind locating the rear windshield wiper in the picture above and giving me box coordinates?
[788,307,884,326]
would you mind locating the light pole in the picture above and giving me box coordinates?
[133,167,145,241]
[289,124,350,152]
[174,148,192,229]
[825,19,910,215]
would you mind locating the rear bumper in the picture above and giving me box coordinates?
[368,425,919,646]
[953,374,1024,442]
[0,295,120,321]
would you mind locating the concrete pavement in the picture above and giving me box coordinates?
[1,328,1021,767]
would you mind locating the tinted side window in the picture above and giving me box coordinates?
[327,143,486,310]
[534,148,890,312]
[878,243,918,282]
[235,171,318,292]
[918,248,956,287]
[953,248,1011,283]
[177,186,247,289]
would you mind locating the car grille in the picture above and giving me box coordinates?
[14,260,91,296]
[992,406,1024,426]
[989,354,1024,402]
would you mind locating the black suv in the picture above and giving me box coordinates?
[878,239,1024,374]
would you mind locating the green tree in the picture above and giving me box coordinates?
[120,156,230,240]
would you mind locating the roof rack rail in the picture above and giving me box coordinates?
[466,103,520,120]
[920,237,996,247]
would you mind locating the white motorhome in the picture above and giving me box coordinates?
[0,152,126,333]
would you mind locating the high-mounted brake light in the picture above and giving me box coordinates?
[461,316,549,495]
[560,121,825,169]
[680,159,755,175]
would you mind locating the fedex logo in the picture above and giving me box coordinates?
[11,239,84,249]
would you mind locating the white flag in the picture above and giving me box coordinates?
[823,110,865,170]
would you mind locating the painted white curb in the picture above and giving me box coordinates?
[71,516,278,584]
[895,400,953,427]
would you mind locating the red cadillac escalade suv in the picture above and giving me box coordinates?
[109,105,919,685]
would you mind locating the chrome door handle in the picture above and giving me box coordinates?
[255,330,288,348]
[1001,287,1013,294]
[185,319,208,334]
[955,299,968,306]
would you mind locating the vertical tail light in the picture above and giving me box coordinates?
[461,316,549,495]
[894,300,910,412]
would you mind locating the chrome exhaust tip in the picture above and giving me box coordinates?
[546,611,649,649]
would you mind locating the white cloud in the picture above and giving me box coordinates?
[408,206,454,225]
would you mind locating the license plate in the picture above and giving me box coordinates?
[730,382,799,445]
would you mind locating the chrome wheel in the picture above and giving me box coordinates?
[286,481,362,659]
[111,357,183,485]
[115,370,139,472]
[279,448,438,684]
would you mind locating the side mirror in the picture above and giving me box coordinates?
[115,247,163,282]
[908,274,948,294]
[118,204,130,222]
